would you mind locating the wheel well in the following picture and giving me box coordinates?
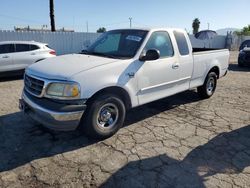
[86,87,132,110]
[209,66,220,78]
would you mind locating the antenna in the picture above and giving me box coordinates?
[129,17,132,28]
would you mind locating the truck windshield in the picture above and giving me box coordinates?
[83,29,148,59]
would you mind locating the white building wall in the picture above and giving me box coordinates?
[0,30,101,55]
[0,30,239,54]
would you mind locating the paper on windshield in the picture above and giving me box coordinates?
[126,35,142,42]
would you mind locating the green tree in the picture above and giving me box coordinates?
[49,0,56,32]
[97,27,106,33]
[235,25,250,36]
[242,25,250,35]
[192,18,200,35]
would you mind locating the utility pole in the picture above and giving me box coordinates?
[49,0,56,32]
[129,17,132,28]
[86,21,89,33]
[207,22,210,30]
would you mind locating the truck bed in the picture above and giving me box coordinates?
[190,48,229,89]
[193,48,225,53]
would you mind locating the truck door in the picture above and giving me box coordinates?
[136,31,180,105]
[173,30,193,91]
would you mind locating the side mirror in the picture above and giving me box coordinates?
[139,49,160,61]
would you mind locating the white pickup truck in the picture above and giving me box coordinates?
[20,28,229,138]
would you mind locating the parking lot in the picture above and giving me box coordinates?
[0,51,250,188]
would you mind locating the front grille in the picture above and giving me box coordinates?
[24,74,44,96]
[245,52,250,61]
[246,56,250,61]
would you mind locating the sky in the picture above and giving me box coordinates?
[0,0,249,33]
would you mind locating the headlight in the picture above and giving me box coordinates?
[46,82,80,99]
[239,50,245,56]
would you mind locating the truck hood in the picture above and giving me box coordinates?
[26,54,118,80]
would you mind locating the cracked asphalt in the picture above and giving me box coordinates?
[0,51,250,188]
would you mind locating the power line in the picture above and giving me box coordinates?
[0,14,44,24]
[87,21,128,28]
[133,21,150,27]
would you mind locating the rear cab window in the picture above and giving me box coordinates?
[0,44,15,54]
[144,31,174,58]
[173,31,190,56]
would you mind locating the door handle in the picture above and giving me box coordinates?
[127,72,135,78]
[2,55,9,58]
[30,53,36,55]
[172,63,180,69]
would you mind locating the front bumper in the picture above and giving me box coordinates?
[238,54,250,66]
[20,90,86,131]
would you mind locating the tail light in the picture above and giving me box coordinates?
[49,50,56,55]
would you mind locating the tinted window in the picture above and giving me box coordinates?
[174,31,190,56]
[29,44,39,51]
[0,44,15,54]
[144,31,174,58]
[15,44,30,52]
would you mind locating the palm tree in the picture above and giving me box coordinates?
[49,0,56,32]
[192,18,200,35]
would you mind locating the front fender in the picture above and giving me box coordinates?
[71,60,139,107]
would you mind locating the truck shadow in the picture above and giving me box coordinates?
[228,64,250,72]
[125,90,201,126]
[0,73,23,82]
[0,90,211,173]
[101,124,250,188]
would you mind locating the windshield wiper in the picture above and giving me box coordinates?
[80,50,90,54]
[81,51,125,59]
[92,52,117,58]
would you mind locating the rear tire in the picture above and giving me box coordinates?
[80,94,126,139]
[197,72,217,99]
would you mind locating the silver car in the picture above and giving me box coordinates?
[0,41,56,74]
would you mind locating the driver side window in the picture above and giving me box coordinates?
[144,31,174,58]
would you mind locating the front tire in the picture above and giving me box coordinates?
[80,94,126,139]
[197,72,217,99]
